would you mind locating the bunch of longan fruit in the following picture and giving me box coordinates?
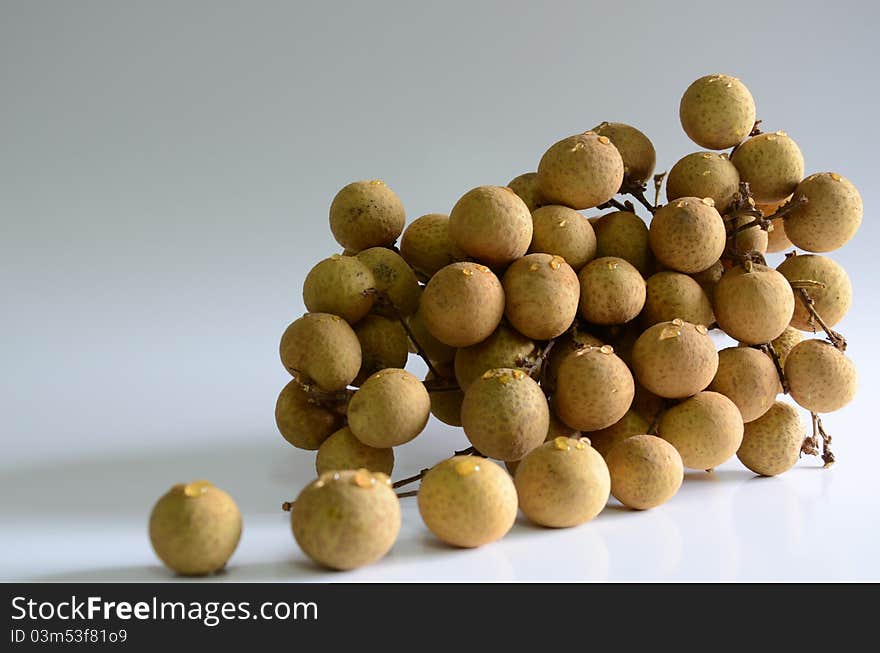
[149,73,860,576]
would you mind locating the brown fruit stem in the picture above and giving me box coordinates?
[803,412,835,468]
[793,287,847,351]
[396,490,418,499]
[282,501,293,512]
[391,446,482,491]
[652,172,667,208]
[620,177,659,215]
[597,197,631,213]
[761,341,790,394]
[366,287,444,378]
[423,378,462,393]
[291,376,355,414]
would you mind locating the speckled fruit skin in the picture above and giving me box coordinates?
[642,271,714,328]
[279,313,361,391]
[726,215,768,256]
[731,131,804,204]
[529,205,597,271]
[448,186,533,266]
[708,347,781,423]
[399,213,465,278]
[587,409,650,458]
[690,260,724,303]
[515,437,610,527]
[543,330,605,395]
[505,414,579,476]
[418,456,518,548]
[784,172,863,252]
[649,197,726,274]
[785,340,857,413]
[503,253,579,339]
[631,320,718,399]
[419,262,505,347]
[777,254,852,331]
[507,172,544,211]
[537,131,624,209]
[149,481,242,576]
[606,435,683,510]
[763,326,804,367]
[659,391,744,470]
[454,323,537,391]
[316,427,394,476]
[406,309,456,366]
[666,152,741,212]
[425,368,464,427]
[593,122,656,184]
[593,211,652,276]
[302,255,376,324]
[555,346,634,431]
[461,368,549,461]
[713,263,795,345]
[348,369,431,447]
[329,180,405,252]
[275,380,343,450]
[679,74,756,150]
[578,256,646,325]
[292,470,400,570]
[737,401,803,476]
[355,247,421,316]
[352,315,409,385]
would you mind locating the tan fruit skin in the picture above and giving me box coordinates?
[731,132,804,203]
[448,186,533,266]
[353,315,409,385]
[505,414,577,476]
[316,427,394,476]
[279,313,362,392]
[507,172,544,212]
[400,213,465,278]
[784,173,862,253]
[666,152,740,212]
[679,74,756,150]
[348,369,431,447]
[302,255,376,324]
[406,309,456,366]
[737,401,803,476]
[777,254,852,331]
[356,247,421,316]
[765,217,793,253]
[708,347,781,423]
[292,470,401,571]
[594,211,653,276]
[631,320,718,399]
[454,324,537,391]
[530,205,597,271]
[642,271,714,329]
[726,215,768,256]
[690,260,724,303]
[537,132,624,210]
[593,122,656,184]
[587,409,650,458]
[149,482,242,576]
[329,180,405,252]
[503,253,580,339]
[543,331,604,394]
[578,256,646,325]
[713,264,795,345]
[425,367,465,427]
[418,457,517,548]
[648,198,726,274]
[275,380,343,450]
[785,340,857,413]
[555,347,634,431]
[659,391,744,470]
[606,435,683,510]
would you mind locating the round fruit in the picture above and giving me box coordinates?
[785,340,857,413]
[690,260,724,303]
[659,391,744,470]
[399,213,465,278]
[425,368,465,427]
[329,180,405,252]
[776,254,852,331]
[507,172,544,211]
[316,427,394,476]
[505,414,579,476]
[784,172,862,252]
[679,74,756,150]
[355,247,421,316]
[448,185,532,266]
[555,345,634,431]
[641,271,714,328]
[593,211,652,275]
[593,121,656,184]
[503,253,580,339]
[454,323,537,391]
[737,401,803,476]
[529,204,597,270]
[275,380,343,450]
[302,255,375,324]
[280,313,361,391]
[406,309,456,366]
[606,435,683,510]
[537,131,624,209]
[587,409,650,458]
[726,215,769,256]
[578,256,646,325]
[713,263,795,344]
[731,131,804,204]
[665,152,740,212]
[708,347,781,422]
[648,197,726,273]
[353,315,409,385]
[348,369,431,447]
[543,329,605,394]
[766,217,793,253]
[631,320,718,398]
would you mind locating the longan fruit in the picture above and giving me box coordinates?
[766,217,793,253]
[641,271,714,328]
[726,215,769,256]
[632,382,666,423]
[713,263,795,344]
[353,315,409,385]
[316,427,394,476]
[537,131,624,209]
[578,256,646,325]
[406,308,456,366]
[631,320,718,399]
[348,369,431,447]
[461,368,549,461]
[659,391,744,470]
[448,185,532,266]
[399,213,465,278]
[648,197,726,274]
[419,262,505,347]
[776,254,852,331]
[784,172,863,252]
[690,259,724,303]
[555,346,634,431]
[425,368,465,427]
[708,347,781,422]
[679,74,756,150]
[592,211,653,276]
[418,456,517,548]
[503,253,580,339]
[329,180,405,252]
[275,379,343,450]
[292,469,400,570]
[731,131,804,204]
[280,313,362,391]
[454,323,537,391]
[606,435,684,510]
[507,172,544,211]
[514,437,610,527]
[785,339,857,413]
[355,247,421,316]
[529,204,597,270]
[302,255,376,324]
[665,152,741,212]
[587,409,650,458]
[593,121,657,184]
[149,481,242,576]
[543,330,605,394]
[737,401,803,476]
[505,414,578,476]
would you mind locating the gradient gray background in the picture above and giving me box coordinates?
[2,0,878,580]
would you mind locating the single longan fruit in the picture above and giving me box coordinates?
[641,271,714,328]
[737,401,803,476]
[461,368,549,461]
[316,427,394,476]
[329,180,405,252]
[507,172,544,211]
[280,313,361,391]
[659,391,744,470]
[355,247,421,316]
[593,121,656,184]
[449,185,532,266]
[348,369,431,447]
[776,254,852,332]
[606,435,683,510]
[454,323,537,391]
[713,263,795,344]
[406,308,456,366]
[418,456,517,548]
[353,315,409,385]
[537,131,624,209]
[275,379,343,450]
[302,255,375,324]
[679,74,756,150]
[587,409,650,458]
[419,262,505,347]
[515,437,610,527]
[543,329,605,394]
[555,346,634,431]
[399,213,465,278]
[785,340,857,413]
[292,469,400,570]
[529,205,597,271]
[690,260,724,303]
[631,320,718,398]
[766,217,793,253]
[503,253,580,339]
[578,256,646,325]
[425,368,465,427]
[708,347,781,422]
[649,197,726,273]
[726,215,768,256]
[149,481,242,576]
[666,152,741,213]
[731,131,804,204]
[592,211,652,275]
[505,414,579,476]
[784,173,863,252]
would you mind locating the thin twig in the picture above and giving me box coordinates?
[621,178,658,214]
[794,287,847,351]
[761,342,790,394]
[370,290,443,377]
[815,414,836,468]
[653,172,666,208]
[396,490,418,499]
[597,197,631,213]
[392,468,430,490]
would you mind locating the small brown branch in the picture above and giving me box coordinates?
[282,501,294,512]
[761,342,790,394]
[423,378,462,393]
[597,197,631,213]
[794,287,847,351]
[749,119,763,137]
[621,177,658,214]
[392,468,430,489]
[653,172,666,208]
[370,289,443,377]
[454,445,482,457]
[396,490,418,499]
[815,414,836,468]
[767,194,808,221]
[291,375,354,414]
[802,412,834,467]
